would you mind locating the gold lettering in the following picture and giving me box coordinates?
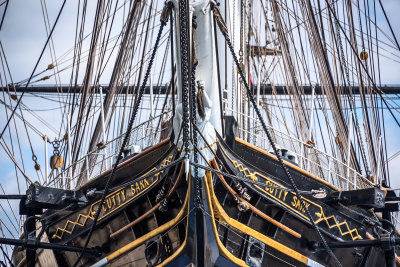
[115,192,121,205]
[288,196,310,214]
[140,180,144,190]
[265,181,273,193]
[261,178,317,216]
[295,199,302,211]
[121,189,126,201]
[102,204,107,212]
[136,182,140,192]
[107,198,112,209]
[291,196,297,208]
[283,191,289,201]
[131,184,136,195]
[111,195,116,206]
[302,202,310,213]
[143,178,149,186]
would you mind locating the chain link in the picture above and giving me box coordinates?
[190,52,201,208]
[239,0,244,64]
[231,0,236,113]
[191,65,201,208]
[178,0,191,153]
[52,140,60,156]
[190,11,200,207]
[215,8,342,266]
[73,8,169,265]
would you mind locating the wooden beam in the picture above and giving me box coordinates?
[8,84,400,95]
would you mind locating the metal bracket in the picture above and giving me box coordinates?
[25,184,88,210]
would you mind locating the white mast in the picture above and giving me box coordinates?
[171,0,223,135]
[192,0,222,134]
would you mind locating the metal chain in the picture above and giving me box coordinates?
[190,13,201,208]
[231,0,236,114]
[178,0,191,153]
[239,0,244,64]
[72,7,169,266]
[214,7,342,266]
[52,140,60,156]
[191,66,201,207]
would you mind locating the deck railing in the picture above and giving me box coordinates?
[227,108,374,191]
[45,109,397,229]
[51,108,374,191]
[47,111,171,189]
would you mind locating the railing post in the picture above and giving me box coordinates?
[306,87,315,174]
[353,169,357,189]
[44,135,48,184]
[255,66,261,145]
[299,143,303,169]
[85,155,90,181]
[67,112,73,188]
[256,65,261,109]
[346,113,353,184]
[307,86,315,143]
[142,124,145,149]
[263,133,265,149]
[110,142,113,168]
[151,126,155,146]
[99,87,108,170]
[61,170,65,190]
[150,69,155,146]
[327,157,332,185]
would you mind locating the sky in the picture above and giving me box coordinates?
[0,0,399,240]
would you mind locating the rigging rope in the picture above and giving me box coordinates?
[0,0,8,32]
[377,0,400,52]
[212,4,343,266]
[72,5,170,265]
[325,0,400,129]
[0,0,67,141]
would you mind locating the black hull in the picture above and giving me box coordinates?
[12,137,397,266]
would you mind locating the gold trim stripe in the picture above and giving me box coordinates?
[177,141,218,152]
[52,156,173,240]
[234,138,341,191]
[204,171,247,266]
[204,171,312,265]
[106,174,190,263]
[219,141,362,241]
